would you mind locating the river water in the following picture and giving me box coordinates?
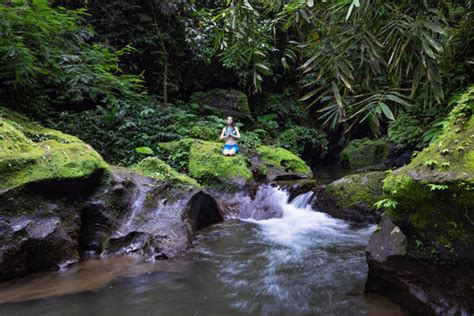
[0,186,408,316]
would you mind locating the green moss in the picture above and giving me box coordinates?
[132,157,199,188]
[256,145,311,177]
[157,138,197,173]
[0,108,110,191]
[158,138,197,154]
[384,172,474,245]
[340,138,391,170]
[156,138,311,189]
[188,140,252,189]
[404,88,474,178]
[324,171,386,209]
[382,86,474,258]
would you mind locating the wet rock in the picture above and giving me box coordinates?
[312,192,381,224]
[211,185,285,220]
[0,213,79,281]
[366,86,474,315]
[78,202,119,256]
[253,146,313,182]
[365,216,474,315]
[274,178,322,202]
[83,168,202,259]
[310,172,385,224]
[183,191,223,233]
[366,215,407,262]
[102,232,160,257]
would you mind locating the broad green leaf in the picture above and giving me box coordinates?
[380,103,394,120]
[135,147,154,155]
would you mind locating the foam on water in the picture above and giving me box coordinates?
[0,185,406,316]
[196,185,377,314]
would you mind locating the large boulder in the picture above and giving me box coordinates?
[157,138,312,191]
[323,171,386,209]
[89,168,223,259]
[311,171,385,224]
[190,89,251,120]
[189,140,252,190]
[383,87,474,262]
[254,145,313,181]
[340,138,391,170]
[0,108,109,280]
[365,86,474,315]
[131,157,199,188]
[0,108,110,191]
[365,215,474,315]
[0,111,224,281]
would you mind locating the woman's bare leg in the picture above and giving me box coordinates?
[223,149,230,156]
[229,149,236,156]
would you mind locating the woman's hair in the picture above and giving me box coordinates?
[226,116,234,127]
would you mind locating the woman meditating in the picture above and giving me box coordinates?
[220,116,240,156]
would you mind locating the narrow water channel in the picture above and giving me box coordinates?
[0,186,408,316]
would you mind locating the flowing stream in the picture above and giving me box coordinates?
[0,185,408,316]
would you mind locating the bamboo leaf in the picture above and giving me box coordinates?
[380,102,394,120]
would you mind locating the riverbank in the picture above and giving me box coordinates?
[0,186,408,315]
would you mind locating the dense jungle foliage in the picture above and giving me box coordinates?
[0,0,472,166]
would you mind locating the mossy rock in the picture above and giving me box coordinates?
[340,138,391,170]
[132,157,199,188]
[324,171,386,209]
[383,86,474,261]
[188,140,252,189]
[157,138,311,190]
[0,108,110,191]
[190,89,251,119]
[255,145,312,180]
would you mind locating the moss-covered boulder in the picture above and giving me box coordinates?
[324,171,386,209]
[188,140,252,189]
[158,138,252,190]
[157,138,311,190]
[132,157,199,188]
[0,111,226,282]
[190,89,251,120]
[0,108,109,191]
[0,109,110,281]
[364,87,474,315]
[311,171,384,223]
[340,138,391,170]
[383,87,474,261]
[255,146,312,181]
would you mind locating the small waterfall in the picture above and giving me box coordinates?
[196,185,376,315]
[114,184,149,237]
[242,186,348,252]
[235,185,315,220]
[233,185,286,220]
[290,191,315,208]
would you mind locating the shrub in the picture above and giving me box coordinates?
[0,0,143,113]
[46,96,181,165]
[388,113,424,148]
[276,125,328,157]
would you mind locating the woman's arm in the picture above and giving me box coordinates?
[220,127,227,140]
[234,127,241,139]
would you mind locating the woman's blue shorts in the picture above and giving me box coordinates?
[223,144,239,153]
